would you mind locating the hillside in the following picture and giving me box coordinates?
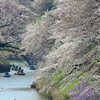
[0,0,55,63]
[0,0,36,44]
[1,0,100,100]
[22,0,100,100]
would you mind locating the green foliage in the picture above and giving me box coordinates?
[0,58,9,64]
[59,80,79,95]
[0,47,12,50]
[79,72,87,79]
[84,45,96,55]
[32,16,43,24]
[63,94,70,100]
[54,73,64,81]
[51,71,65,86]
[54,79,79,100]
[51,69,79,100]
[0,51,13,56]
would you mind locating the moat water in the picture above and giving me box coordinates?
[0,69,48,100]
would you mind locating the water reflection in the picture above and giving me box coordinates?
[0,69,48,100]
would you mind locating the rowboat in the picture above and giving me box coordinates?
[14,72,25,75]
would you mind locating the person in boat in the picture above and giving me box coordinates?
[17,67,22,74]
[5,72,9,75]
[4,72,11,77]
[15,66,18,71]
[18,67,21,71]
[18,67,25,73]
[13,64,15,69]
[21,69,24,74]
[15,68,25,75]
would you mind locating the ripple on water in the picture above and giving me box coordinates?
[0,70,48,100]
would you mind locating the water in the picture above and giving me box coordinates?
[0,69,48,100]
